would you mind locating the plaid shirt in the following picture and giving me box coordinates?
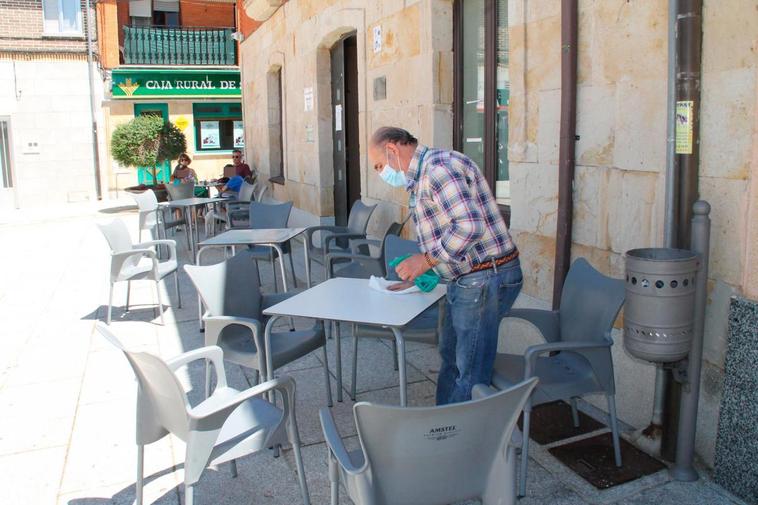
[406,145,516,281]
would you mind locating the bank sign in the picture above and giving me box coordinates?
[111,69,241,99]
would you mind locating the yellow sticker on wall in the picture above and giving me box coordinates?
[675,101,694,155]
[175,116,189,131]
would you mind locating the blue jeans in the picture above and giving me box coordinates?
[435,258,523,405]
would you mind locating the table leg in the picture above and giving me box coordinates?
[185,207,195,259]
[303,236,312,288]
[334,320,343,402]
[263,315,281,404]
[390,327,407,407]
[272,244,288,293]
[195,246,212,330]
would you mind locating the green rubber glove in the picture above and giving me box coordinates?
[388,254,441,293]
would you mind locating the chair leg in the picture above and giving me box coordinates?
[392,339,399,371]
[351,332,358,401]
[230,459,238,478]
[107,282,114,325]
[292,433,311,505]
[289,252,298,288]
[328,450,339,505]
[136,444,144,505]
[185,484,194,505]
[175,271,182,309]
[334,321,343,403]
[155,281,164,325]
[271,251,278,292]
[607,394,623,467]
[125,281,131,312]
[570,398,580,428]
[255,260,262,286]
[519,407,531,497]
[322,344,333,407]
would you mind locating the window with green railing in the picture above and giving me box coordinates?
[122,26,237,66]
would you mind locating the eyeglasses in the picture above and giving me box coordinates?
[233,155,241,159]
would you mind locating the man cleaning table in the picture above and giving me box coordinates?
[368,126,523,405]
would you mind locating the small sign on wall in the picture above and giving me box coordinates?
[175,116,189,130]
[675,100,694,155]
[304,87,314,112]
[373,25,382,53]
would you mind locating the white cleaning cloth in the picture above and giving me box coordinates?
[368,276,421,295]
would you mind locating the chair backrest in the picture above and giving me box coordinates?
[346,200,377,234]
[95,323,189,441]
[255,184,268,202]
[165,182,194,201]
[353,378,538,505]
[184,250,263,320]
[384,235,420,281]
[238,180,256,202]
[559,258,625,344]
[97,219,134,253]
[249,201,293,230]
[131,189,158,212]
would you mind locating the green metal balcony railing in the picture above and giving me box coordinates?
[122,26,237,66]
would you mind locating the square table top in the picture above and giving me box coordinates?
[198,227,306,247]
[263,277,446,327]
[161,197,226,208]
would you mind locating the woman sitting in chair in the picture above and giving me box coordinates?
[170,153,197,185]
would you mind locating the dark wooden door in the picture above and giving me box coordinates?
[331,34,360,227]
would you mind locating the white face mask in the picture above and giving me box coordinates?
[379,149,407,188]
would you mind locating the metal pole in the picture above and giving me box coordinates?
[671,200,710,481]
[552,0,578,309]
[85,0,103,200]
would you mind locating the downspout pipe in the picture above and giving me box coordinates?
[85,0,103,200]
[552,0,578,309]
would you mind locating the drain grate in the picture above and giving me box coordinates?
[549,433,666,489]
[518,400,604,445]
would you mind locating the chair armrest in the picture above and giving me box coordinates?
[325,252,383,278]
[204,315,264,355]
[323,232,367,253]
[138,239,177,263]
[504,309,561,343]
[523,340,612,379]
[166,345,227,389]
[350,238,382,255]
[320,408,366,475]
[472,383,498,400]
[189,375,297,430]
[303,225,350,249]
[110,248,156,280]
[261,290,304,311]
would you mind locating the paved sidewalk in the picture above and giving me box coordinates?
[0,201,746,504]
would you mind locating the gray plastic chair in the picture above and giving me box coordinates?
[348,236,444,400]
[246,201,296,290]
[95,324,310,505]
[325,220,406,280]
[165,182,195,201]
[320,378,538,505]
[97,219,180,325]
[183,250,332,406]
[492,257,626,496]
[131,189,188,248]
[303,200,377,285]
[225,180,258,228]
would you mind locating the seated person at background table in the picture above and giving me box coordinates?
[170,153,197,184]
[231,149,253,179]
[220,175,244,199]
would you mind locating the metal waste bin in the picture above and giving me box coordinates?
[623,248,700,363]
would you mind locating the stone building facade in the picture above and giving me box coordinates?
[0,0,105,209]
[238,0,758,475]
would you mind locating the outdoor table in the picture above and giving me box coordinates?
[262,277,446,406]
[161,197,226,258]
[195,227,307,326]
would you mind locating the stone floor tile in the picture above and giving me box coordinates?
[0,446,67,504]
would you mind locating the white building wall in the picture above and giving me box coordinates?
[0,57,100,208]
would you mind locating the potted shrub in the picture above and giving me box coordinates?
[111,114,187,201]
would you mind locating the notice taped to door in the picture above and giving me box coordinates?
[675,101,694,155]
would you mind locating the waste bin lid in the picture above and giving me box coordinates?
[626,248,697,262]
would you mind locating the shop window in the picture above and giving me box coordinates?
[42,0,82,35]
[193,103,244,152]
[267,68,284,182]
[454,0,511,217]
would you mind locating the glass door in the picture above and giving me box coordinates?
[0,118,17,209]
[133,103,171,185]
[455,0,511,215]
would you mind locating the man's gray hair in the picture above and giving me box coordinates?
[370,127,418,148]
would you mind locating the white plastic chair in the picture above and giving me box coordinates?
[95,324,311,505]
[320,378,538,505]
[97,219,180,325]
[131,189,190,249]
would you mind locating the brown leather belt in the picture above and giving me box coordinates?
[469,249,520,273]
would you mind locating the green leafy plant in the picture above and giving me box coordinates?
[110,115,187,185]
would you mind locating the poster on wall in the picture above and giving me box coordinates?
[233,121,244,148]
[200,121,220,149]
